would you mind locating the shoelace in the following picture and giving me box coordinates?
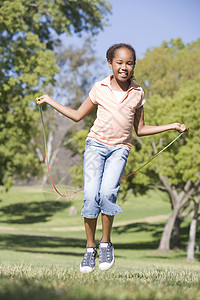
[100,245,112,263]
[82,250,96,266]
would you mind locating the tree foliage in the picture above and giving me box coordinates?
[135,38,200,98]
[0,0,111,189]
[0,0,111,41]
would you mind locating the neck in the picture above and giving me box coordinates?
[111,76,130,91]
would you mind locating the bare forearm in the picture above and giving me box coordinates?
[47,98,80,122]
[137,123,179,136]
[134,107,189,136]
[35,95,95,122]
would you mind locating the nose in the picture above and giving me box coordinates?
[121,63,127,70]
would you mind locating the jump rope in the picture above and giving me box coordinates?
[38,103,185,198]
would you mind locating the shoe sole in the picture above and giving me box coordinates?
[80,264,95,274]
[99,259,115,271]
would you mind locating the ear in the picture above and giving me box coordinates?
[108,61,112,69]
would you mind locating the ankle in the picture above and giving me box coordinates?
[100,239,111,243]
[86,242,96,248]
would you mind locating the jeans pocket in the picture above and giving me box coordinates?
[85,138,92,150]
[120,148,130,162]
[124,148,130,159]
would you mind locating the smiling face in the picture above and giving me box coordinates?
[108,47,135,84]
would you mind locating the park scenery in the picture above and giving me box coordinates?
[0,1,200,299]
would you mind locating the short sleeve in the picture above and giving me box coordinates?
[137,89,146,109]
[89,84,98,104]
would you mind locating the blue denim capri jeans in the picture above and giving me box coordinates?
[81,138,130,219]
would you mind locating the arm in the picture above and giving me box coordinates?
[35,95,96,122]
[134,106,189,136]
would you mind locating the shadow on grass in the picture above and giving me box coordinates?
[115,240,159,250]
[0,233,122,258]
[14,249,84,256]
[0,234,86,256]
[113,221,192,254]
[0,234,85,249]
[114,221,190,240]
[113,222,164,246]
[144,253,186,260]
[0,201,71,224]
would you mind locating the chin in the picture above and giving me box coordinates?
[118,76,129,81]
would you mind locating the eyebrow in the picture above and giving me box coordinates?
[116,59,133,62]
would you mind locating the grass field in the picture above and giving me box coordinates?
[0,186,200,300]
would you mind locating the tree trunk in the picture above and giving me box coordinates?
[157,177,194,253]
[187,199,200,262]
[172,216,182,249]
[157,205,180,252]
[187,219,197,262]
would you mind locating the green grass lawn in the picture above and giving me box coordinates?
[0,186,200,300]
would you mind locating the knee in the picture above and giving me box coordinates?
[82,190,100,218]
[84,189,99,203]
[99,186,122,216]
[99,186,119,204]
[83,189,100,210]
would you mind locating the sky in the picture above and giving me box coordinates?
[64,0,200,62]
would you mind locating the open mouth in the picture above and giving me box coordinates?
[119,72,128,77]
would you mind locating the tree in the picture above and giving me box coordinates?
[0,0,111,190]
[135,38,200,98]
[187,193,200,262]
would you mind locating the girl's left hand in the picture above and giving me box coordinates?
[173,123,189,133]
[35,95,53,105]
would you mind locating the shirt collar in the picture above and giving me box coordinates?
[101,75,141,92]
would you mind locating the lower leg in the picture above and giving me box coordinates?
[101,214,114,243]
[84,217,97,248]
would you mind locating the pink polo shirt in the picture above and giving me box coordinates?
[88,76,146,150]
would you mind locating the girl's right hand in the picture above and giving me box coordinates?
[35,95,53,105]
[172,123,189,133]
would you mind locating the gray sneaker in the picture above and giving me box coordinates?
[99,242,115,271]
[80,247,97,273]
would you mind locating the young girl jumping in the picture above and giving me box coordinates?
[35,43,188,273]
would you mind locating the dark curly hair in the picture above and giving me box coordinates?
[106,43,136,66]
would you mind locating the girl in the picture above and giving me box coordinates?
[35,43,188,273]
